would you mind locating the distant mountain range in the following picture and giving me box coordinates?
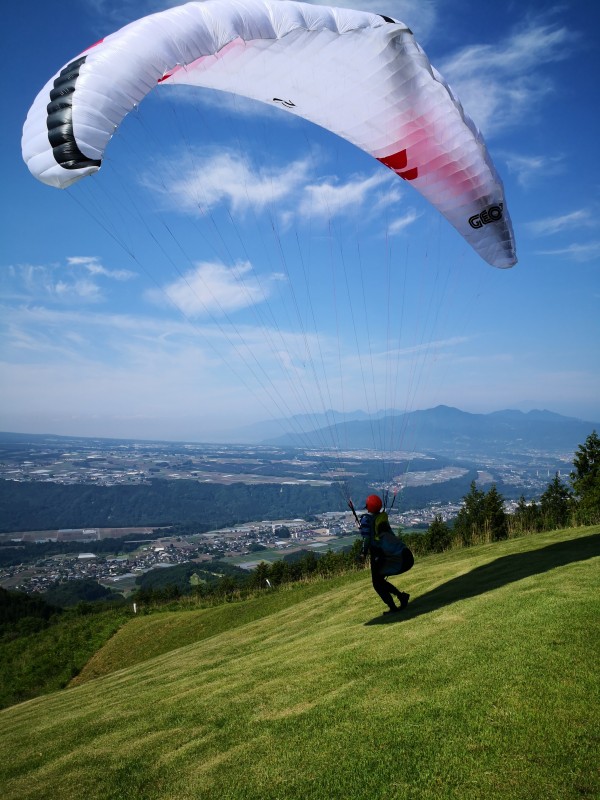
[231,408,380,442]
[259,406,599,457]
[0,407,597,457]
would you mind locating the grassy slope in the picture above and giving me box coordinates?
[1,526,598,800]
[0,609,129,709]
[71,575,364,685]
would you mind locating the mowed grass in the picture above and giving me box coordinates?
[1,526,598,800]
[70,573,367,684]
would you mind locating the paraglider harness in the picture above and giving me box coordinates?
[349,498,414,578]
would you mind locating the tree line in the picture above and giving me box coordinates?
[404,430,600,557]
[133,543,365,606]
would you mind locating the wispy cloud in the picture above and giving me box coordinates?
[535,242,600,262]
[526,209,598,237]
[439,20,579,134]
[0,299,345,437]
[503,152,565,188]
[1,304,174,367]
[67,256,136,281]
[298,172,393,220]
[2,257,137,306]
[387,209,421,235]
[389,336,469,360]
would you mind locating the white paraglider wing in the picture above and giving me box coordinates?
[22,0,516,267]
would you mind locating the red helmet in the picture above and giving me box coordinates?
[365,494,383,513]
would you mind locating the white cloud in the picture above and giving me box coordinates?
[443,22,573,77]
[67,256,136,281]
[145,145,405,230]
[503,152,565,188]
[146,259,282,318]
[2,257,137,306]
[55,277,104,301]
[298,172,392,219]
[535,242,600,263]
[526,209,597,237]
[439,21,578,134]
[387,209,421,235]
[5,263,104,303]
[148,150,312,217]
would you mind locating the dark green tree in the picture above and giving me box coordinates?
[453,481,486,545]
[0,587,60,638]
[160,584,182,601]
[570,430,600,524]
[251,561,271,590]
[511,495,541,535]
[42,578,116,608]
[347,537,365,566]
[483,484,508,541]
[301,551,320,576]
[316,550,339,577]
[215,576,237,600]
[268,559,291,587]
[453,482,507,544]
[402,532,430,557]
[540,473,572,530]
[427,515,452,553]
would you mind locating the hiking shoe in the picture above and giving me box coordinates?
[398,592,410,610]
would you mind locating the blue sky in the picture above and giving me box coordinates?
[2,0,599,443]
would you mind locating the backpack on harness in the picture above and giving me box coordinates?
[372,512,414,578]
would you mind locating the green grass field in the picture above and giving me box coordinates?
[2,526,599,800]
[0,608,129,709]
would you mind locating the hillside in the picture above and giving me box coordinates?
[1,527,598,800]
[0,470,476,534]
[0,478,345,533]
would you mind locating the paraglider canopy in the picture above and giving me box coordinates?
[22,0,516,268]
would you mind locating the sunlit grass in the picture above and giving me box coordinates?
[1,526,598,800]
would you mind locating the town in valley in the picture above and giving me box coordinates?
[0,430,574,596]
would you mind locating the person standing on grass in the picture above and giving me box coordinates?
[359,494,414,615]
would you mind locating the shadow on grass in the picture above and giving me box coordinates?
[365,533,600,625]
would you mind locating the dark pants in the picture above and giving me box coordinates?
[370,549,403,609]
